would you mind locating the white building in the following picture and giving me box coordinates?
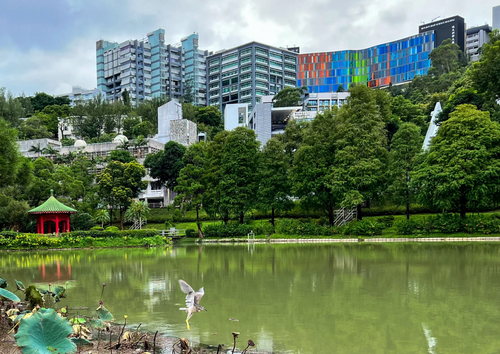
[154,100,198,147]
[493,6,500,30]
[466,25,492,62]
[56,86,106,107]
[224,103,249,131]
[422,102,442,151]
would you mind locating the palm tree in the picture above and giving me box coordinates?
[29,143,43,158]
[42,145,59,160]
[133,135,148,158]
[93,210,110,228]
[125,201,150,229]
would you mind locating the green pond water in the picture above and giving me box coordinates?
[1,243,500,353]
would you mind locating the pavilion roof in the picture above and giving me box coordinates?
[28,190,77,215]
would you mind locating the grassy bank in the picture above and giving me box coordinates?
[0,232,169,250]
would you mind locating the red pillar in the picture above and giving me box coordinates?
[67,216,70,233]
[55,215,59,234]
[40,216,44,234]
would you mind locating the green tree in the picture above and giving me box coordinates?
[331,85,388,219]
[30,92,69,112]
[0,119,21,188]
[132,121,154,138]
[144,141,186,190]
[291,111,339,226]
[108,149,135,163]
[121,89,131,108]
[413,104,500,219]
[182,103,198,122]
[257,138,293,227]
[18,117,52,140]
[273,87,307,107]
[125,200,150,229]
[29,143,43,158]
[203,131,230,223]
[219,127,260,223]
[196,106,222,127]
[97,161,147,230]
[0,88,24,127]
[93,210,110,228]
[428,39,465,76]
[437,88,487,123]
[387,123,423,219]
[336,85,345,93]
[174,143,206,237]
[390,95,427,135]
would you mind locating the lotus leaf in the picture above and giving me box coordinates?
[96,304,114,322]
[69,318,86,325]
[16,280,26,292]
[70,338,92,347]
[88,319,107,330]
[54,286,66,302]
[14,308,76,354]
[14,311,32,323]
[0,277,8,288]
[25,285,44,309]
[0,287,21,302]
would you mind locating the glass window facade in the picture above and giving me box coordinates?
[297,32,435,93]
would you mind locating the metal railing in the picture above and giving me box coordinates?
[334,208,357,226]
[129,220,147,230]
[159,228,186,237]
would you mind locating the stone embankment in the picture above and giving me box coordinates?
[197,237,500,244]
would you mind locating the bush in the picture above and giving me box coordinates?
[375,215,395,227]
[105,226,119,232]
[344,220,385,236]
[275,219,341,236]
[203,223,256,238]
[185,229,196,238]
[70,213,95,231]
[90,226,104,231]
[394,219,419,235]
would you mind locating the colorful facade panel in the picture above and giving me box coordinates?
[298,32,435,92]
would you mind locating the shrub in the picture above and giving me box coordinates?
[275,219,341,236]
[105,226,119,232]
[185,229,197,238]
[375,215,395,227]
[70,213,95,231]
[394,219,419,235]
[90,226,104,231]
[344,220,385,236]
[203,223,255,238]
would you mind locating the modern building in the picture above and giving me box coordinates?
[466,25,492,62]
[223,103,250,131]
[147,29,184,101]
[206,42,299,113]
[154,100,198,146]
[182,33,210,106]
[303,92,350,112]
[419,16,466,51]
[56,86,106,107]
[298,32,434,92]
[493,6,500,30]
[96,39,152,104]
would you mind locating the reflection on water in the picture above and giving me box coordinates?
[2,243,500,353]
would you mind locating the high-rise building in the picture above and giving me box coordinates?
[147,29,185,101]
[419,16,466,51]
[466,25,492,62]
[56,86,106,107]
[493,6,500,30]
[96,39,152,104]
[297,32,434,92]
[206,42,298,112]
[181,33,210,106]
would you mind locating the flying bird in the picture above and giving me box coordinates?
[178,279,207,330]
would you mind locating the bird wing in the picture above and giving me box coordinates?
[179,279,195,308]
[194,287,204,306]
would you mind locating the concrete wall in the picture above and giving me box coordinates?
[156,100,183,143]
[252,103,272,146]
[224,103,248,131]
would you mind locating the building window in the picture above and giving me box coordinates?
[150,181,162,190]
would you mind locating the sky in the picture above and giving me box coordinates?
[0,0,498,97]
